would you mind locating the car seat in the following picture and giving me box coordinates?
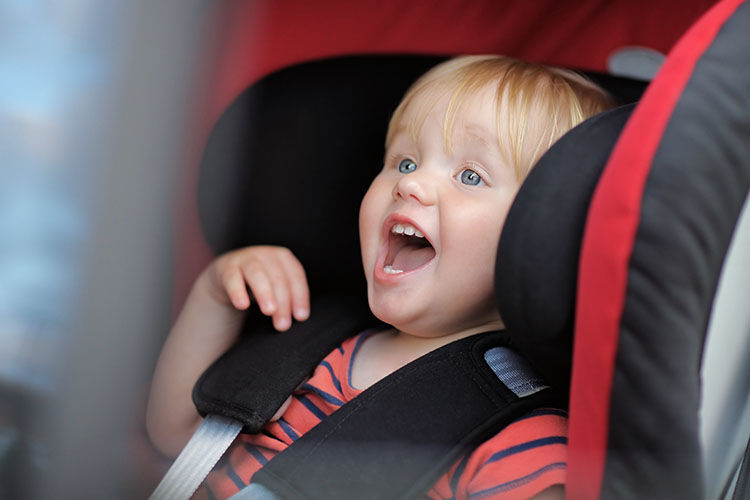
[154,1,750,498]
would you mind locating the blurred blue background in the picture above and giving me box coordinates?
[0,0,117,392]
[0,1,207,496]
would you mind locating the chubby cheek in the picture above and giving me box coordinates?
[358,187,381,276]
[445,238,497,296]
[443,211,505,292]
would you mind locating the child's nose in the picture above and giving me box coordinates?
[392,169,436,206]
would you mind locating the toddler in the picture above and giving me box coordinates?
[147,55,613,499]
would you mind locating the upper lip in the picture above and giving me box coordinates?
[381,213,436,251]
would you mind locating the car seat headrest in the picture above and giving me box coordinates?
[495,104,634,394]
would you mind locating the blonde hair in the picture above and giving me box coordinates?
[385,55,614,179]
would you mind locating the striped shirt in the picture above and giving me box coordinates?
[197,331,567,499]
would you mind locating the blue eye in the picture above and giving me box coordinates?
[459,169,483,186]
[397,158,417,174]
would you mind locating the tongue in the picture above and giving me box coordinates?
[391,246,436,272]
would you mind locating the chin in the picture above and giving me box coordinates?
[367,292,426,335]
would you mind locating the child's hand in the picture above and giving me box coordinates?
[205,245,310,331]
[147,245,310,456]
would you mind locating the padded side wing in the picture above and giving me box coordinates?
[568,1,750,498]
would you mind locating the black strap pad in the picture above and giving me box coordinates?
[193,295,378,432]
[252,331,557,500]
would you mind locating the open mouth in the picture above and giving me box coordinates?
[383,222,436,274]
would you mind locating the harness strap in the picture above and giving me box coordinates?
[150,415,243,500]
[249,330,557,500]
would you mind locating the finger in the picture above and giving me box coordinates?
[270,396,293,422]
[241,261,277,316]
[221,268,251,310]
[264,261,293,331]
[279,251,310,321]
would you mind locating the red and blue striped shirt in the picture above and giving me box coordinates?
[198,331,567,499]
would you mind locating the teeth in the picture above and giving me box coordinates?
[383,265,403,274]
[391,223,424,238]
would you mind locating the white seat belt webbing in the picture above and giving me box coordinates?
[150,414,243,500]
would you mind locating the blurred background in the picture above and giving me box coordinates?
[0,0,210,497]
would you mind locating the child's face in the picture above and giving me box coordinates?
[359,83,521,338]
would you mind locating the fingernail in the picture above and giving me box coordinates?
[294,308,309,320]
[276,317,290,331]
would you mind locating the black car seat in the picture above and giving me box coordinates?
[154,1,750,498]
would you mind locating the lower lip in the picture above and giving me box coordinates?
[372,256,436,284]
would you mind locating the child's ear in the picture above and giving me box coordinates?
[494,104,634,395]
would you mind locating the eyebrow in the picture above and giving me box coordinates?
[455,124,515,175]
[456,124,496,152]
[387,120,499,159]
